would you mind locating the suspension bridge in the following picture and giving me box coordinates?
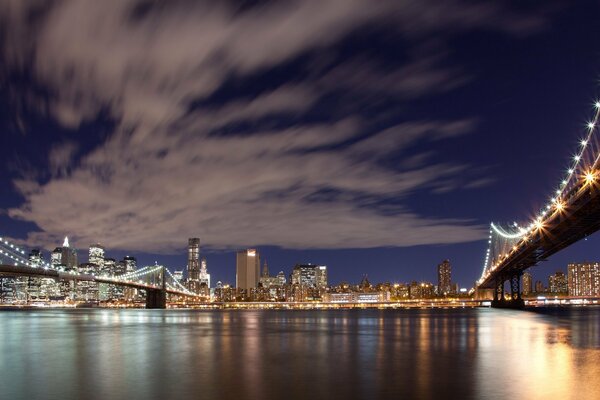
[0,237,199,308]
[477,100,600,308]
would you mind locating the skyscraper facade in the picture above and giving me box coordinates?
[187,238,201,294]
[290,264,327,288]
[236,249,260,292]
[548,271,568,294]
[568,262,600,296]
[522,271,533,295]
[437,260,452,296]
[198,258,211,297]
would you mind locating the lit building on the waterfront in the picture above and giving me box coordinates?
[258,261,282,288]
[437,259,452,296]
[26,249,43,299]
[534,280,545,293]
[522,271,533,295]
[198,258,211,297]
[236,249,260,293]
[187,238,201,294]
[568,262,600,296]
[548,271,568,294]
[409,281,435,299]
[290,264,327,289]
[122,256,138,301]
[89,244,105,268]
[56,237,78,300]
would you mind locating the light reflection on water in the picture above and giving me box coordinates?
[0,308,599,400]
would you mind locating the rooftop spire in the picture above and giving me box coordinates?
[63,236,69,247]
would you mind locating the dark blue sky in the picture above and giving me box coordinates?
[1,1,599,287]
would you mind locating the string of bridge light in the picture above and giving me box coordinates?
[0,236,52,268]
[165,268,196,295]
[480,99,600,282]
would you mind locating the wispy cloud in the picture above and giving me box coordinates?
[0,0,549,251]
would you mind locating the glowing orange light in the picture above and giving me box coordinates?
[585,170,596,184]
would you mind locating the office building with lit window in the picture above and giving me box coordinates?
[568,262,600,296]
[236,249,260,292]
[437,259,452,296]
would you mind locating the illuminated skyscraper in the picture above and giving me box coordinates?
[122,256,138,301]
[290,264,327,289]
[55,237,77,300]
[198,258,211,297]
[437,260,452,296]
[522,271,533,295]
[568,262,600,296]
[26,250,42,300]
[123,256,137,273]
[236,249,260,292]
[548,271,568,294]
[89,244,105,269]
[187,238,201,293]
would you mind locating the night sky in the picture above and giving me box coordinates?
[1,1,600,288]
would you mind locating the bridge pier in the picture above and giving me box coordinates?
[491,273,524,309]
[146,289,167,309]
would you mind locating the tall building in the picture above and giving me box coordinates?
[26,249,43,300]
[236,249,260,292]
[548,271,568,294]
[568,262,600,296]
[290,264,327,289]
[61,237,78,269]
[122,256,138,301]
[437,259,452,296]
[123,256,137,273]
[522,271,533,296]
[89,244,105,268]
[57,237,77,300]
[198,258,211,297]
[187,238,201,293]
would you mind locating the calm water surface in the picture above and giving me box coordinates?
[1,308,599,400]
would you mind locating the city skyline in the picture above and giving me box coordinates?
[2,2,600,288]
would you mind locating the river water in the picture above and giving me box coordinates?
[1,308,599,400]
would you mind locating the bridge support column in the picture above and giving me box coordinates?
[146,289,166,309]
[491,273,524,309]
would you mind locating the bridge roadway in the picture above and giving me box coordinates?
[479,178,600,306]
[0,264,194,308]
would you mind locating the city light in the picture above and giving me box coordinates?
[585,170,596,184]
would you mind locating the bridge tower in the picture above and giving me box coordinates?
[145,265,167,309]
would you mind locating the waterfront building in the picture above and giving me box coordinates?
[392,283,409,300]
[548,271,568,294]
[187,238,201,294]
[199,258,211,298]
[123,256,137,272]
[522,271,533,296]
[277,271,286,286]
[568,262,600,296]
[409,281,435,299]
[58,237,77,300]
[437,259,452,296]
[258,262,281,289]
[325,292,390,303]
[534,280,545,293]
[77,263,99,301]
[26,249,43,300]
[89,244,105,268]
[236,249,260,294]
[123,256,138,301]
[290,264,327,289]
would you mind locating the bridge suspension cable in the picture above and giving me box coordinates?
[480,99,600,284]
